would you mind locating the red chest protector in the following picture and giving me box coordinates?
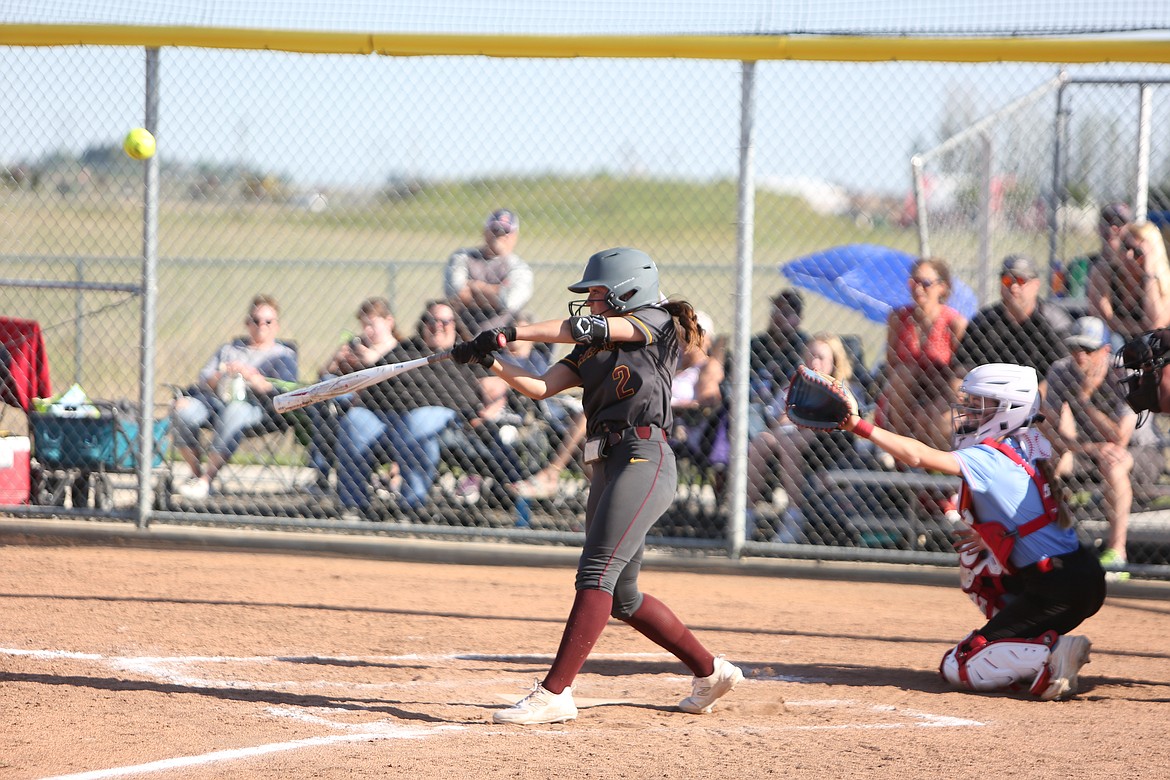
[957,438,1060,618]
[960,438,1060,571]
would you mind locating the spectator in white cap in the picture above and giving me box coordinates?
[444,208,535,338]
[1043,316,1162,579]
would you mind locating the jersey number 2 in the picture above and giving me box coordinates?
[612,365,638,399]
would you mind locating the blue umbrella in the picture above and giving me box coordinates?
[779,244,979,323]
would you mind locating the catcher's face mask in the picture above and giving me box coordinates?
[950,393,997,446]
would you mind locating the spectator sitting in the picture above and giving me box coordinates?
[444,208,534,339]
[172,294,298,500]
[511,414,587,501]
[305,297,402,491]
[1089,220,1170,343]
[746,289,809,438]
[746,333,869,542]
[1044,316,1163,579]
[335,300,485,516]
[1083,201,1133,313]
[883,257,967,451]
[670,310,725,468]
[954,254,1070,388]
[455,313,565,506]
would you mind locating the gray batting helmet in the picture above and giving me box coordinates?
[568,247,661,315]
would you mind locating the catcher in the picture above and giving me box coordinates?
[787,362,1106,700]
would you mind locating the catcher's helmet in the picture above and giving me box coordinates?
[568,247,660,316]
[951,363,1040,449]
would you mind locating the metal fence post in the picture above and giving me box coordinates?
[136,47,161,529]
[726,59,756,559]
[1136,83,1153,221]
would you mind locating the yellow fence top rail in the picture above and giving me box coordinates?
[2,24,1170,63]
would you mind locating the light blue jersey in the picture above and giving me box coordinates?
[953,434,1079,568]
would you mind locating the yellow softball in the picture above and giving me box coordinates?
[123,127,156,160]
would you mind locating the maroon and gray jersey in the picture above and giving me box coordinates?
[560,305,678,436]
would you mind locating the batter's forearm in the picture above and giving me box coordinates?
[489,359,556,400]
[515,319,576,344]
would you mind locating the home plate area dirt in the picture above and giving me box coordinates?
[1,542,1168,779]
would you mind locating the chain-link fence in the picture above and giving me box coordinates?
[3,16,1170,575]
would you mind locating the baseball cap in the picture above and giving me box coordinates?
[485,209,519,236]
[1065,316,1110,351]
[1001,254,1038,281]
[1100,202,1133,227]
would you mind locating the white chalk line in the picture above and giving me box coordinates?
[6,647,982,779]
[37,722,467,780]
[785,699,984,728]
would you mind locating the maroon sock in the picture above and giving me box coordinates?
[621,593,714,677]
[542,588,614,694]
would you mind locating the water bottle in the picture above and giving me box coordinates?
[230,373,248,402]
[514,496,531,528]
[217,362,232,402]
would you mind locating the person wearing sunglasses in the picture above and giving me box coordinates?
[1090,219,1170,342]
[335,300,488,518]
[1043,316,1162,580]
[443,208,535,339]
[883,257,967,449]
[172,294,299,500]
[954,255,1071,389]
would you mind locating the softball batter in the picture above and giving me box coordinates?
[452,247,743,725]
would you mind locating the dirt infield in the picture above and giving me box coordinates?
[2,535,1169,780]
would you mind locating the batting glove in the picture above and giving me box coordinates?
[451,341,494,367]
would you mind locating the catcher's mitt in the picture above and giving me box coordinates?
[785,364,859,431]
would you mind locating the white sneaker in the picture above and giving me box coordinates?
[772,508,805,544]
[679,656,744,714]
[1040,635,1091,701]
[493,682,577,725]
[178,477,210,500]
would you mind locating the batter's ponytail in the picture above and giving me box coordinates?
[663,299,703,350]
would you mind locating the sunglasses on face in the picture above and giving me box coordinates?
[248,316,275,326]
[911,277,941,289]
[1001,274,1033,287]
[1124,243,1145,258]
[423,316,455,328]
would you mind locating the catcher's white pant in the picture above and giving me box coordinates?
[939,631,1054,695]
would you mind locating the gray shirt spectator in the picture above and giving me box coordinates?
[1044,315,1161,572]
[1046,356,1156,448]
[444,208,534,336]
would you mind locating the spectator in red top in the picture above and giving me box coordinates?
[883,257,967,450]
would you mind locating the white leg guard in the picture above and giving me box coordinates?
[940,631,1057,695]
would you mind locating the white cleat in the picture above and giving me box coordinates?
[679,656,744,714]
[1040,635,1091,701]
[493,681,578,725]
